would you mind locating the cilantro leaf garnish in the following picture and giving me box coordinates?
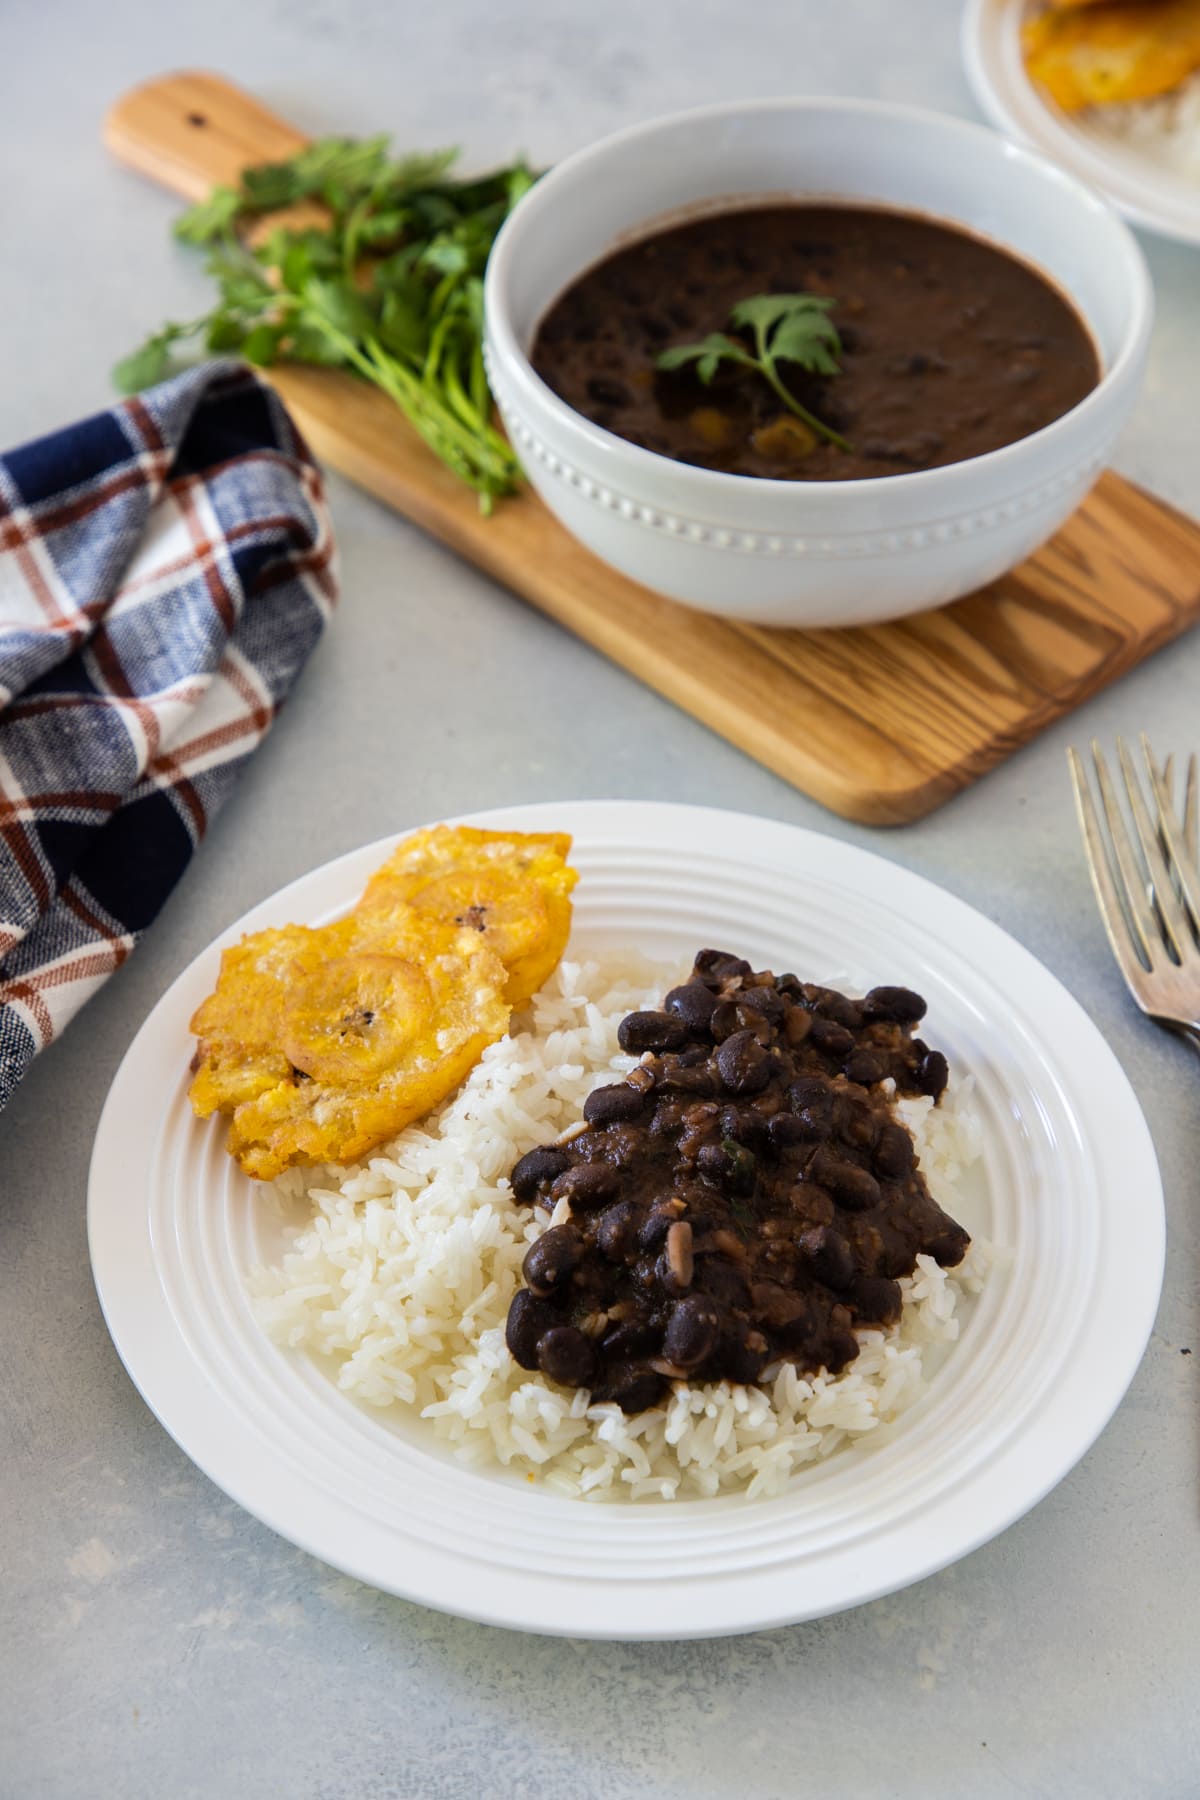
[657,292,852,454]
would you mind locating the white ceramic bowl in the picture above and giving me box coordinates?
[484,98,1153,629]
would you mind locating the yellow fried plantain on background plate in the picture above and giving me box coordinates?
[1023,0,1200,110]
[358,824,578,1008]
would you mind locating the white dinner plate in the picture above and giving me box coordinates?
[88,801,1163,1639]
[962,0,1200,247]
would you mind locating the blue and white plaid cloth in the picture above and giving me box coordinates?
[0,360,337,1113]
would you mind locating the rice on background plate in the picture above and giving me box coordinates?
[1079,70,1200,186]
[252,949,990,1503]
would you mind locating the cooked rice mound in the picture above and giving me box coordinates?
[253,950,988,1502]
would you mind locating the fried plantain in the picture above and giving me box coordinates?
[188,825,577,1179]
[1024,0,1200,109]
[358,825,578,1008]
[189,922,356,1116]
[223,918,511,1179]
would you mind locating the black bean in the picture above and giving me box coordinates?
[583,1082,647,1127]
[809,1146,882,1211]
[788,1078,834,1138]
[716,1029,771,1095]
[736,985,785,1023]
[710,999,771,1044]
[664,980,719,1033]
[874,1122,915,1179]
[720,1104,771,1153]
[521,1224,583,1297]
[696,1142,732,1186]
[848,1274,903,1325]
[510,1145,570,1203]
[923,1215,970,1266]
[798,1105,838,1144]
[844,1048,886,1086]
[813,990,863,1029]
[505,1290,562,1369]
[617,1010,688,1054]
[809,1017,855,1057]
[862,985,927,1024]
[767,1113,809,1151]
[692,949,752,986]
[797,1224,856,1291]
[916,1048,949,1098]
[719,1330,768,1384]
[550,1161,620,1213]
[591,1364,668,1413]
[663,1295,720,1369]
[596,1200,640,1261]
[649,1099,686,1138]
[537,1326,596,1387]
[823,1316,862,1371]
[638,1201,683,1249]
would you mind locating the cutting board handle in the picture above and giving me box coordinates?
[103,71,309,203]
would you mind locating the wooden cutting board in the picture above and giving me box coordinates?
[104,72,1200,825]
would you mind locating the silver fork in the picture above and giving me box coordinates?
[1068,736,1200,1050]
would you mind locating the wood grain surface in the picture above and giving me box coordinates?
[104,71,1200,824]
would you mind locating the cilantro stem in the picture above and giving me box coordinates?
[758,357,853,455]
[657,292,854,456]
[115,137,533,509]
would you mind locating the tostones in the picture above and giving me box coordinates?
[1023,0,1200,110]
[188,825,577,1179]
[358,825,578,1008]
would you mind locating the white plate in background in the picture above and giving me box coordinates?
[963,0,1200,246]
[88,801,1163,1638]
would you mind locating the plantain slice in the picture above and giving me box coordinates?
[359,825,578,1008]
[280,952,436,1085]
[1023,0,1200,110]
[187,825,577,1179]
[188,923,354,1116]
[222,919,510,1180]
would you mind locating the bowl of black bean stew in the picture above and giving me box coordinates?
[484,97,1152,626]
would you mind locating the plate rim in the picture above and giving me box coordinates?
[87,799,1165,1638]
[961,0,1200,248]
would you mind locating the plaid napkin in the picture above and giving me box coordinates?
[0,360,337,1114]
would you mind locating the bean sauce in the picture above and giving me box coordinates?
[504,951,970,1412]
[531,205,1099,481]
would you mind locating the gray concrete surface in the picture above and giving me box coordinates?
[3,1,1198,1795]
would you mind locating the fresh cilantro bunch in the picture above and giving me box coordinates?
[115,137,537,509]
[657,293,852,453]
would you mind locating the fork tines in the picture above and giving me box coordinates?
[1068,737,1200,1035]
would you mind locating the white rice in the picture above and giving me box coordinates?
[1078,71,1200,184]
[252,950,988,1503]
